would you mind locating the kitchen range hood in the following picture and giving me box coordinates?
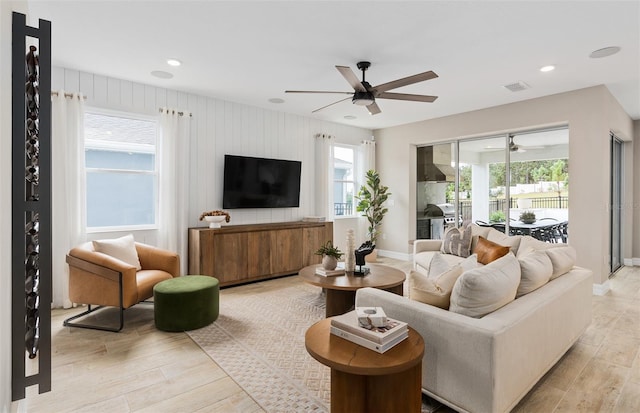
[417,145,456,182]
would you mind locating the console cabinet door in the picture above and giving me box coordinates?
[302,226,326,266]
[248,231,272,277]
[213,232,248,284]
[271,229,303,274]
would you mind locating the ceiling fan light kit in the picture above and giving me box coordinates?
[286,61,438,115]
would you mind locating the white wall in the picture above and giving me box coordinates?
[51,67,372,245]
[374,85,635,286]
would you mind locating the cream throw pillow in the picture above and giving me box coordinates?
[409,267,463,309]
[517,250,552,297]
[412,254,478,309]
[486,229,522,254]
[450,252,521,318]
[92,234,142,270]
[546,246,576,279]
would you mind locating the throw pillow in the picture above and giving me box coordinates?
[475,236,510,265]
[449,252,521,318]
[440,225,472,258]
[486,229,522,255]
[516,250,553,297]
[409,267,463,309]
[92,234,142,270]
[546,246,576,279]
[428,252,453,278]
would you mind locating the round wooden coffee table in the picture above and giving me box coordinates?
[305,318,424,413]
[298,264,405,317]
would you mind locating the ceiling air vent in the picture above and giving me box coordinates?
[503,81,530,92]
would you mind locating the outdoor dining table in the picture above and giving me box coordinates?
[509,220,567,241]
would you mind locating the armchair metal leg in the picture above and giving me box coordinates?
[64,271,125,332]
[63,304,125,332]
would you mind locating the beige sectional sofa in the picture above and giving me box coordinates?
[354,225,592,413]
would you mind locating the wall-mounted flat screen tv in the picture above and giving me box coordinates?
[222,154,302,209]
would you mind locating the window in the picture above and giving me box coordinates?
[84,111,158,230]
[332,145,357,217]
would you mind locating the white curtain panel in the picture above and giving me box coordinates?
[315,134,335,218]
[158,108,191,274]
[359,139,376,176]
[51,91,86,308]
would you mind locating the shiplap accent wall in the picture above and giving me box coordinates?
[52,67,372,244]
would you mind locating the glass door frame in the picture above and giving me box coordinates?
[609,133,623,275]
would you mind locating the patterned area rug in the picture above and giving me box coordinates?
[187,271,443,413]
[187,276,330,412]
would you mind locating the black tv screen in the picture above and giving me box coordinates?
[223,155,302,209]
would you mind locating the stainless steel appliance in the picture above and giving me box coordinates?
[418,203,460,239]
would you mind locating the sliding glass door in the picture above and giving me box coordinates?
[416,127,569,242]
[610,134,623,274]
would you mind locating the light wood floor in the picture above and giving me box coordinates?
[17,262,640,413]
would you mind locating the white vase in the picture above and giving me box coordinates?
[204,215,225,228]
[345,229,355,272]
[322,255,338,270]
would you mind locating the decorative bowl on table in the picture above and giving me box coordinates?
[204,215,226,228]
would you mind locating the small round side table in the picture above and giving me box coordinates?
[305,318,424,413]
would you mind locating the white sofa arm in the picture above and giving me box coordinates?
[413,239,442,255]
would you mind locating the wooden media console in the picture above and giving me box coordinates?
[188,221,333,287]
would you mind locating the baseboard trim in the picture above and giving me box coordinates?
[376,249,411,262]
[593,280,610,296]
[623,258,640,266]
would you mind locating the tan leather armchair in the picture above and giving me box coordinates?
[64,241,180,332]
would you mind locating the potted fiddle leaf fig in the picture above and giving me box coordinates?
[355,170,391,261]
[315,240,343,270]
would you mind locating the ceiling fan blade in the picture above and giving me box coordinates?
[373,70,438,93]
[336,65,366,92]
[377,92,438,103]
[311,96,352,113]
[367,102,381,115]
[285,90,353,95]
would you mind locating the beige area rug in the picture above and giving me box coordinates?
[187,259,442,413]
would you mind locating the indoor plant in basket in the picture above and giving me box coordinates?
[355,170,391,262]
[315,241,343,270]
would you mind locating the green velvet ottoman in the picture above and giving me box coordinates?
[153,275,219,332]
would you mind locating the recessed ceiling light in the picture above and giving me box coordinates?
[151,70,173,79]
[589,46,621,59]
[344,115,357,120]
[166,58,182,67]
[540,65,555,72]
[268,98,285,104]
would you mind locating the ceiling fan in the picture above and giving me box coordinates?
[485,136,546,152]
[285,61,438,115]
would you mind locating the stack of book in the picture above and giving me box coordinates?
[315,262,346,277]
[330,308,409,353]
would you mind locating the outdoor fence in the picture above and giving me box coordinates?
[447,196,569,222]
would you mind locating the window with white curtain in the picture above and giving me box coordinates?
[84,110,158,231]
[332,144,358,217]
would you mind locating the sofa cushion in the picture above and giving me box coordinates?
[546,246,577,279]
[475,236,510,265]
[415,251,465,274]
[517,250,553,297]
[92,234,142,270]
[440,225,472,258]
[486,229,522,255]
[450,252,521,318]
